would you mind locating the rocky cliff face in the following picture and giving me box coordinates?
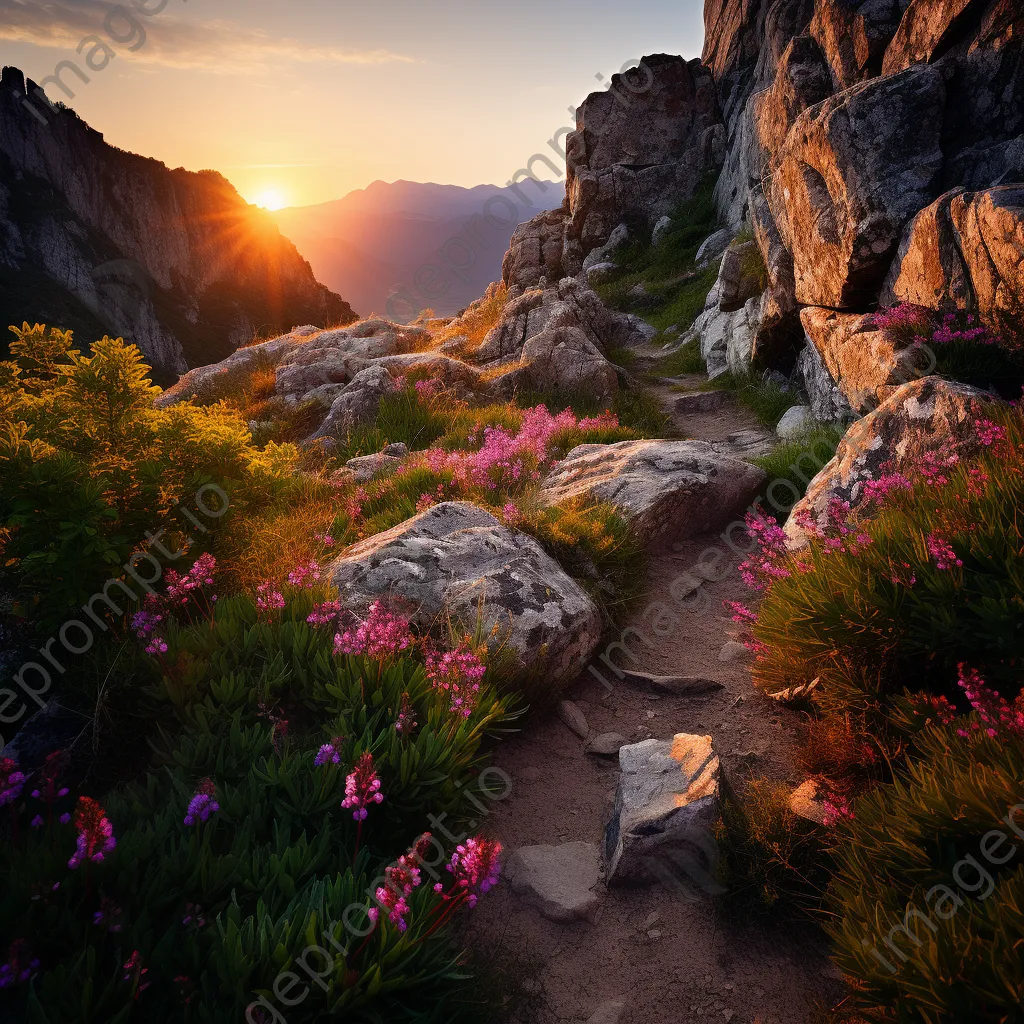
[0,67,355,382]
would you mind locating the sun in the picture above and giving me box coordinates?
[252,188,288,211]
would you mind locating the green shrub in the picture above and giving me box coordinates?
[751,408,1023,721]
[0,589,516,1022]
[828,723,1024,1023]
[652,337,706,377]
[703,370,800,427]
[753,425,846,516]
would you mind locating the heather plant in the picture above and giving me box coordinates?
[827,717,1024,1022]
[0,581,515,1022]
[748,407,1023,723]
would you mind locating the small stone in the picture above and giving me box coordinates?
[776,404,814,439]
[586,999,627,1024]
[648,928,662,939]
[381,441,409,457]
[585,732,630,757]
[790,779,827,825]
[642,911,661,929]
[723,1010,735,1022]
[674,390,728,414]
[505,842,603,923]
[621,670,725,696]
[718,641,750,663]
[558,700,590,740]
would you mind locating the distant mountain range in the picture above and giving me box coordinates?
[272,179,566,320]
[0,66,355,382]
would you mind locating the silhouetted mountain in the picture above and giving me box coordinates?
[273,179,566,319]
[0,66,356,382]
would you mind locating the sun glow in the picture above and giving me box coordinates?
[251,188,288,211]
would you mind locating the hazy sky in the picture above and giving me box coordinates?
[2,0,706,207]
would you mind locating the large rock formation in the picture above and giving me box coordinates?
[0,67,355,382]
[538,440,767,544]
[328,502,602,687]
[502,55,725,291]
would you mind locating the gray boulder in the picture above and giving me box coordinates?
[328,502,601,687]
[694,228,732,268]
[604,733,721,885]
[539,439,767,545]
[776,404,815,439]
[312,364,398,440]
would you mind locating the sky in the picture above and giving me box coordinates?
[1,0,707,208]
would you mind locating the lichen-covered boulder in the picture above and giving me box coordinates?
[312,364,399,440]
[327,502,601,687]
[539,440,767,545]
[785,376,1001,548]
[502,209,568,293]
[774,65,945,308]
[604,733,721,885]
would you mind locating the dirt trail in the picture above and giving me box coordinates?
[464,374,842,1024]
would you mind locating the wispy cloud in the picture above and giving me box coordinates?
[0,0,417,70]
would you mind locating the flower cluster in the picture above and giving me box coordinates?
[123,950,150,996]
[287,560,321,588]
[738,512,792,591]
[435,836,502,908]
[307,599,343,627]
[341,751,384,821]
[869,303,935,342]
[926,531,962,570]
[0,757,25,807]
[184,779,220,826]
[334,601,413,659]
[256,581,285,615]
[424,642,486,718]
[414,378,442,401]
[905,691,957,727]
[68,796,116,869]
[368,833,434,931]
[956,664,1024,739]
[0,939,39,989]
[932,311,999,347]
[313,737,345,766]
[501,501,521,526]
[394,693,417,736]
[345,486,367,522]
[822,794,855,827]
[164,553,217,607]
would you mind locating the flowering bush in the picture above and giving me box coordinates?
[828,722,1024,1023]
[0,584,515,1021]
[748,408,1024,721]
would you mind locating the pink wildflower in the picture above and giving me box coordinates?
[122,950,149,996]
[425,642,486,718]
[287,560,321,588]
[956,664,1024,739]
[307,600,343,626]
[183,779,220,827]
[341,752,384,821]
[345,486,367,522]
[314,532,335,548]
[68,796,116,869]
[334,601,413,659]
[501,501,521,526]
[975,418,1006,447]
[926,531,962,570]
[436,836,502,908]
[182,902,207,929]
[163,553,217,607]
[869,303,934,342]
[395,693,417,736]
[822,794,855,827]
[723,600,757,625]
[256,581,285,615]
[0,757,26,807]
[738,511,792,590]
[0,940,40,989]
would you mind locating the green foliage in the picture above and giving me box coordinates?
[828,724,1024,1023]
[752,409,1024,721]
[0,324,300,631]
[702,370,800,427]
[932,338,1024,399]
[652,337,706,376]
[753,425,846,516]
[592,176,721,333]
[716,780,830,917]
[0,593,516,1022]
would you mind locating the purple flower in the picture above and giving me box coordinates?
[0,757,25,807]
[68,797,116,869]
[183,779,220,827]
[314,738,344,766]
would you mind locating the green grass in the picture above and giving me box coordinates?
[650,337,706,376]
[696,370,799,428]
[753,425,846,515]
[592,175,721,333]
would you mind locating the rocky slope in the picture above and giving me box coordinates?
[0,66,355,382]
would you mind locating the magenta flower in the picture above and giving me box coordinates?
[307,599,342,626]
[164,553,217,606]
[68,796,116,869]
[0,757,26,807]
[367,887,411,931]
[184,779,220,826]
[975,418,1006,447]
[341,752,384,821]
[287,560,321,588]
[334,601,413,659]
[0,939,40,989]
[723,600,757,624]
[345,486,367,522]
[394,693,417,736]
[131,607,164,639]
[501,501,521,526]
[256,581,285,615]
[822,794,855,827]
[314,532,335,548]
[956,664,1024,739]
[926,531,962,570]
[425,643,486,718]
[123,950,149,997]
[182,902,207,929]
[436,836,502,908]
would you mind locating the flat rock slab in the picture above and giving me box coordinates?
[790,779,827,825]
[539,440,767,545]
[619,670,725,696]
[506,842,603,923]
[585,732,630,757]
[328,501,601,688]
[673,390,728,414]
[587,1000,627,1024]
[605,733,721,886]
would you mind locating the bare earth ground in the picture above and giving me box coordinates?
[462,377,844,1024]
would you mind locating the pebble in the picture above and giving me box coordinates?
[558,700,590,740]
